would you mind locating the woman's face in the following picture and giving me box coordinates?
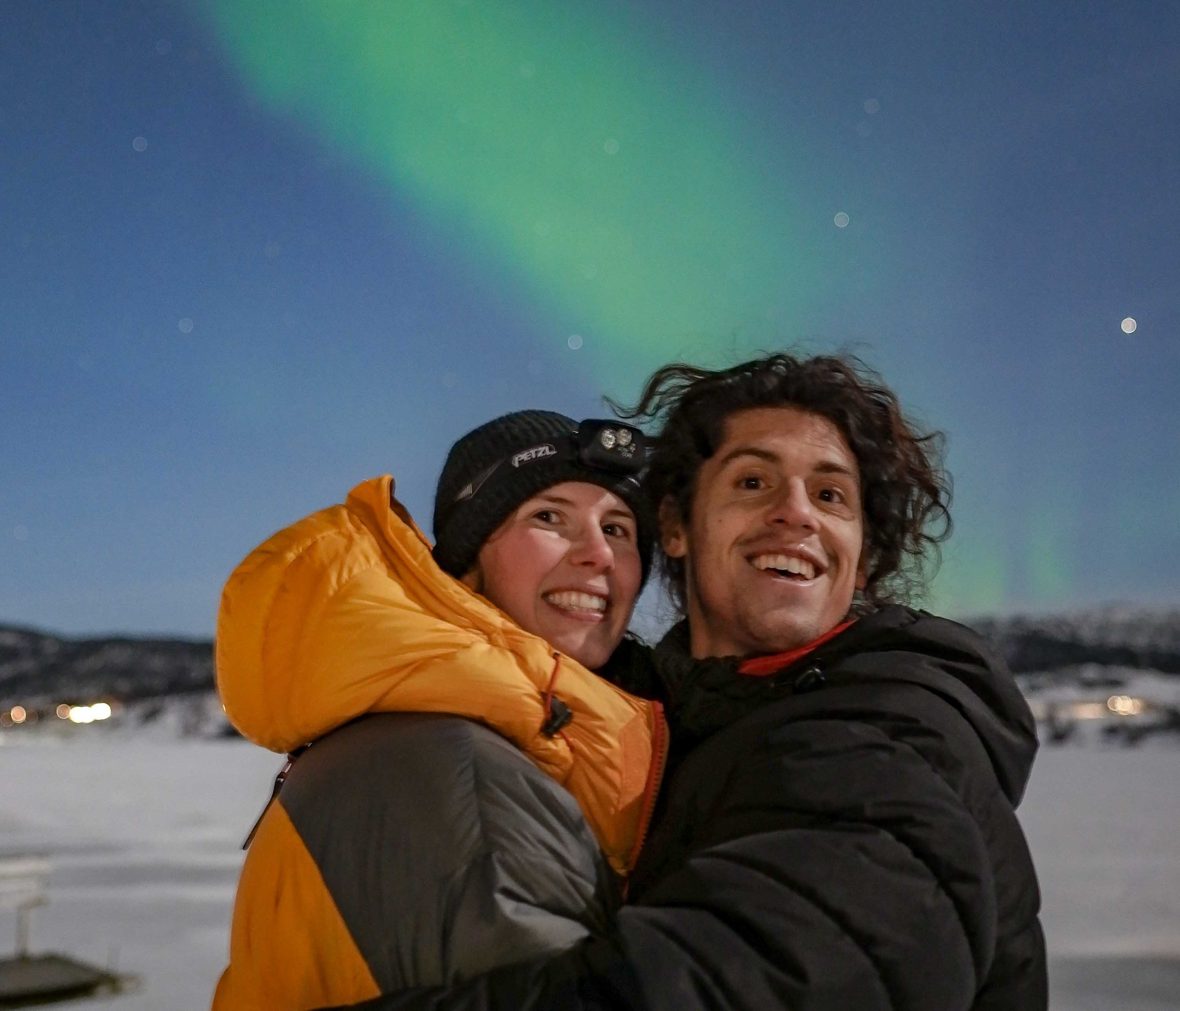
[465,481,643,670]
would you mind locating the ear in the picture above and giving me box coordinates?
[659,496,688,559]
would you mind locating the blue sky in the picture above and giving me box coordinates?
[2,0,1177,637]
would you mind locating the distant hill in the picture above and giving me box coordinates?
[970,607,1180,675]
[1,606,1177,709]
[0,625,213,705]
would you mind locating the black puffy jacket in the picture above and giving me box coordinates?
[329,606,1047,1011]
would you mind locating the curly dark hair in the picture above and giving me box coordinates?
[610,352,952,612]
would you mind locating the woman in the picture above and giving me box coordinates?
[212,410,667,1010]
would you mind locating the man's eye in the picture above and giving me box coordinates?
[738,475,764,491]
[817,487,845,504]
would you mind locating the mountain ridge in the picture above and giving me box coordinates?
[1,606,1178,706]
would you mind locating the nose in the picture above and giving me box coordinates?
[567,524,615,572]
[766,479,818,532]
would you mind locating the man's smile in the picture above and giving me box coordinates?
[749,552,820,582]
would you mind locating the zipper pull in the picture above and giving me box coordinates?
[540,697,573,736]
[792,664,827,692]
[241,745,308,850]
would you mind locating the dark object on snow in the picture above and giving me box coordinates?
[0,856,136,1007]
[0,953,125,1008]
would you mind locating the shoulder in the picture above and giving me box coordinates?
[839,605,1003,667]
[827,608,1037,796]
[685,606,1036,804]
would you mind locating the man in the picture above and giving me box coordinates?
[336,353,1046,1010]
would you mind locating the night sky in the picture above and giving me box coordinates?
[3,0,1177,637]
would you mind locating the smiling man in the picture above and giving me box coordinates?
[339,353,1047,1011]
[662,405,867,658]
[615,355,1047,1009]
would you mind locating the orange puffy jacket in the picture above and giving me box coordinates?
[212,477,666,1009]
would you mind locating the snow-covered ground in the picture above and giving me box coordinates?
[1020,745,1180,1010]
[1,734,1177,1010]
[0,737,278,1010]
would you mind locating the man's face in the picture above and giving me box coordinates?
[467,481,642,670]
[662,406,867,659]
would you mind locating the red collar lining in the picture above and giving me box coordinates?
[737,620,856,677]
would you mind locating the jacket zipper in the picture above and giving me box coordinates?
[240,744,309,850]
[623,700,669,885]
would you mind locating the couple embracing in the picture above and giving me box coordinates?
[214,352,1046,1011]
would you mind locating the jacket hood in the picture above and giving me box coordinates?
[654,605,1038,805]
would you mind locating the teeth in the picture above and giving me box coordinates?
[543,591,607,613]
[751,554,817,580]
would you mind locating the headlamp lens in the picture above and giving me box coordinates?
[576,420,645,473]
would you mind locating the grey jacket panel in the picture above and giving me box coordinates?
[279,712,616,990]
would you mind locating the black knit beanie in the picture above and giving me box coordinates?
[432,410,654,582]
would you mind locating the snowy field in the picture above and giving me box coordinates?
[1,734,1177,1010]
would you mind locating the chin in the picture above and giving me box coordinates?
[757,616,821,653]
[559,640,610,671]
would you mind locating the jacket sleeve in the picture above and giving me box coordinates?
[321,681,1005,1011]
[217,714,620,1009]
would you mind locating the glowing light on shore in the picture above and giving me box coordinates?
[65,702,114,724]
[9,706,26,724]
[1107,695,1144,716]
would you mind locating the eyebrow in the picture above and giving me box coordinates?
[813,461,859,480]
[528,494,636,520]
[717,447,859,481]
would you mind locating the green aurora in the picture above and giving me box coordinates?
[202,0,826,380]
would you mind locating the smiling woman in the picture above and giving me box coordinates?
[469,482,642,670]
[211,409,668,1009]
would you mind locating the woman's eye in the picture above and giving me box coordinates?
[817,487,845,504]
[533,509,559,524]
[602,523,632,540]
